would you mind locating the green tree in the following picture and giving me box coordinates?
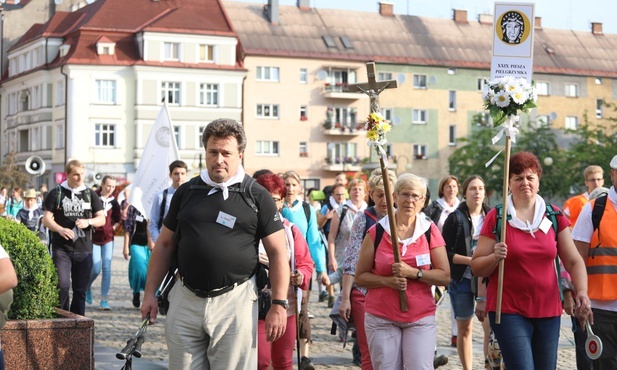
[0,152,30,191]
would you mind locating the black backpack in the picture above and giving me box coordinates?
[591,193,608,251]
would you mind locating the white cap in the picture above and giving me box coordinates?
[611,155,617,169]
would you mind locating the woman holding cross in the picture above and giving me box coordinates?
[355,173,450,369]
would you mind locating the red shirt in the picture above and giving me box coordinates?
[364,222,445,323]
[479,206,569,318]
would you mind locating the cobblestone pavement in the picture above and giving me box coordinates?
[91,237,578,369]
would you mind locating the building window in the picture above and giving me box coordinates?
[257,104,279,118]
[162,82,180,104]
[565,83,578,97]
[381,108,393,122]
[32,85,41,110]
[449,125,457,146]
[565,116,578,130]
[31,127,40,151]
[299,68,307,83]
[173,126,181,148]
[328,69,356,86]
[536,82,549,96]
[94,124,115,147]
[378,72,392,80]
[95,80,116,104]
[256,140,279,156]
[448,90,456,110]
[43,126,52,150]
[199,44,214,62]
[197,126,206,147]
[56,81,65,105]
[595,78,602,85]
[448,68,456,75]
[299,142,308,157]
[56,124,64,149]
[596,99,603,119]
[200,84,219,106]
[327,142,358,163]
[412,109,428,124]
[477,78,485,91]
[257,66,280,82]
[163,42,180,60]
[413,74,427,89]
[300,106,308,120]
[413,144,427,159]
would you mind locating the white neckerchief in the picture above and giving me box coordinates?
[506,194,546,238]
[436,197,460,212]
[100,194,114,208]
[24,204,39,221]
[609,186,617,205]
[60,181,87,199]
[377,212,432,256]
[200,165,246,200]
[344,199,367,213]
[329,196,343,210]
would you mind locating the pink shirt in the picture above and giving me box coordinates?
[479,206,569,318]
[364,223,445,323]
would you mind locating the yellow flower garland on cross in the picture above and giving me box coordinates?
[365,112,392,164]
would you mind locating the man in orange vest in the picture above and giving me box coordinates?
[572,155,617,369]
[564,165,605,226]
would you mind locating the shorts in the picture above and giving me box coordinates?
[448,277,474,320]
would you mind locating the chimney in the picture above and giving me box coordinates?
[297,0,310,11]
[453,9,468,23]
[264,0,280,25]
[592,22,603,35]
[477,14,492,25]
[534,17,542,29]
[379,2,394,17]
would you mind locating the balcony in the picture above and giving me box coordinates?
[323,156,363,172]
[322,83,367,99]
[322,121,366,136]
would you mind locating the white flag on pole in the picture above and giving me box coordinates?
[128,104,180,219]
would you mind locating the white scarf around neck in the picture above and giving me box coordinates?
[329,195,343,210]
[436,197,460,212]
[377,212,432,256]
[506,194,547,238]
[344,199,367,213]
[200,165,246,200]
[60,180,87,199]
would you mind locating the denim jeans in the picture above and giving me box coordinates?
[489,312,560,370]
[88,241,113,298]
[52,248,93,316]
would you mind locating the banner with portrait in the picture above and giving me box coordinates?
[491,3,535,83]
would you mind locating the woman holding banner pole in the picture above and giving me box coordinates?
[471,151,592,369]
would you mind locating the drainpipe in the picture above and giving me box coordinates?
[60,64,68,165]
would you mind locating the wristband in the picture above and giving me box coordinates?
[475,297,486,302]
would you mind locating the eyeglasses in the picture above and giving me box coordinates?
[333,193,346,197]
[272,198,283,203]
[397,192,424,202]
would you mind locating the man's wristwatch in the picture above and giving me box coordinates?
[416,269,423,280]
[271,299,289,309]
[87,219,92,226]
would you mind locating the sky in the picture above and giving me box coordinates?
[226,0,617,34]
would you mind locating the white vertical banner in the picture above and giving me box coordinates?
[128,103,180,219]
[491,3,535,83]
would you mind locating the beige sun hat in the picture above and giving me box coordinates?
[23,189,38,199]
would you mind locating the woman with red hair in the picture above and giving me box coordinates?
[255,173,314,370]
[472,151,592,369]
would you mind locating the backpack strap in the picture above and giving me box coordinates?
[184,175,259,214]
[454,209,472,257]
[544,201,564,302]
[591,194,608,249]
[158,188,168,230]
[335,205,349,237]
[302,202,311,224]
[363,207,378,236]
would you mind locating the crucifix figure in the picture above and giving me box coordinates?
[348,62,398,113]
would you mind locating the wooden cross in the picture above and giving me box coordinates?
[348,62,398,113]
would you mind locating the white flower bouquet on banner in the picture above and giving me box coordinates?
[481,77,538,126]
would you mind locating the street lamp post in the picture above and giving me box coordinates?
[192,153,203,175]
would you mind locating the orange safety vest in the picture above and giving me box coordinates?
[564,193,588,226]
[587,197,617,301]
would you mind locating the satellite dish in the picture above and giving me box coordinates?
[393,116,401,126]
[316,70,327,81]
[549,112,557,120]
[429,76,437,85]
[397,73,406,84]
[327,143,335,150]
[54,0,62,4]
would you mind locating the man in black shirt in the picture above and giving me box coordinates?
[43,160,105,316]
[142,118,289,369]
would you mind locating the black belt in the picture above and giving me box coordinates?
[182,275,252,298]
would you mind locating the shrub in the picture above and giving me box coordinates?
[0,218,58,319]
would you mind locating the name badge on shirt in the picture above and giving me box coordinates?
[539,217,552,234]
[416,253,431,267]
[216,211,236,229]
[136,215,144,222]
[82,202,91,210]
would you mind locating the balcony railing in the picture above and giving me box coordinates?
[322,156,365,172]
[322,83,367,99]
[322,121,365,136]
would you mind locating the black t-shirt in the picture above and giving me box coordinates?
[164,175,283,291]
[43,186,103,252]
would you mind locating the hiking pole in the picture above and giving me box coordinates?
[117,314,150,370]
[294,270,301,370]
[495,136,511,324]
